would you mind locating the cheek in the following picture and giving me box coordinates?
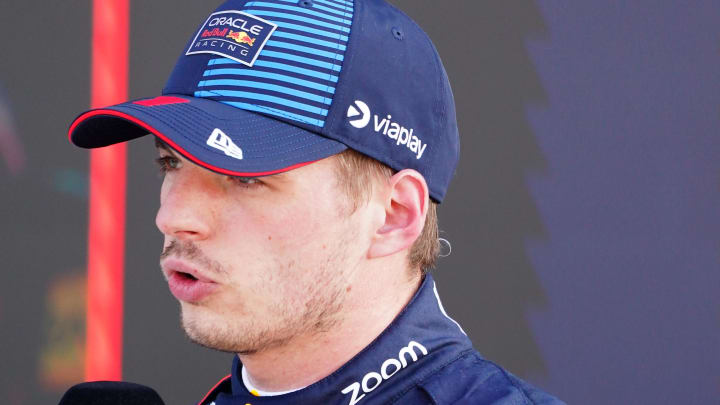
[212,185,352,277]
[209,203,321,272]
[257,213,326,258]
[267,205,342,253]
[238,195,337,244]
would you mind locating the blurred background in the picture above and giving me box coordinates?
[1,1,719,404]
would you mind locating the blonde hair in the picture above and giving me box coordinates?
[333,149,439,273]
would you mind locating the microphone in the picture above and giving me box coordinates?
[58,381,166,405]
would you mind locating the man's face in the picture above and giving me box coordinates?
[155,145,370,354]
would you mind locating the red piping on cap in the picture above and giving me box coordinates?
[133,95,190,106]
[69,109,319,177]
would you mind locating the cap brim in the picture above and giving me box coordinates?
[68,95,346,176]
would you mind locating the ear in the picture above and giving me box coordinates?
[368,169,429,259]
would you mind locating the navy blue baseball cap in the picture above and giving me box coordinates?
[68,0,459,202]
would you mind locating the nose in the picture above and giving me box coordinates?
[155,166,215,242]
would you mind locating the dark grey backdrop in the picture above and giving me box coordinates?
[1,1,718,404]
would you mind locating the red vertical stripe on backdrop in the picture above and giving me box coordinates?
[85,0,129,381]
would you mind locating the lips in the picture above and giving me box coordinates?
[161,258,219,303]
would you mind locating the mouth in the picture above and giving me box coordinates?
[161,259,219,303]
[175,271,198,282]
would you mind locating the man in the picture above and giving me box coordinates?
[69,0,564,403]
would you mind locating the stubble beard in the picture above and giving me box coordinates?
[167,234,356,355]
[180,281,346,355]
[180,284,345,355]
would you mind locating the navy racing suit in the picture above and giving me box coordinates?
[199,274,565,405]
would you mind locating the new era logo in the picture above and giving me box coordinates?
[207,128,243,160]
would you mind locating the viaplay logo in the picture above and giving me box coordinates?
[347,100,371,129]
[346,100,427,160]
[186,10,277,67]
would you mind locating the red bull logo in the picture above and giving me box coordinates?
[227,30,256,47]
[201,28,229,38]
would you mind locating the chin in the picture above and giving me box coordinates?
[181,308,236,353]
[179,305,304,356]
[178,303,262,354]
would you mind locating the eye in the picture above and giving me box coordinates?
[156,155,180,173]
[229,176,263,189]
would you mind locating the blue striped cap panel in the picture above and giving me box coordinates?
[195,0,354,128]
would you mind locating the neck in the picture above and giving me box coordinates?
[238,264,422,393]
